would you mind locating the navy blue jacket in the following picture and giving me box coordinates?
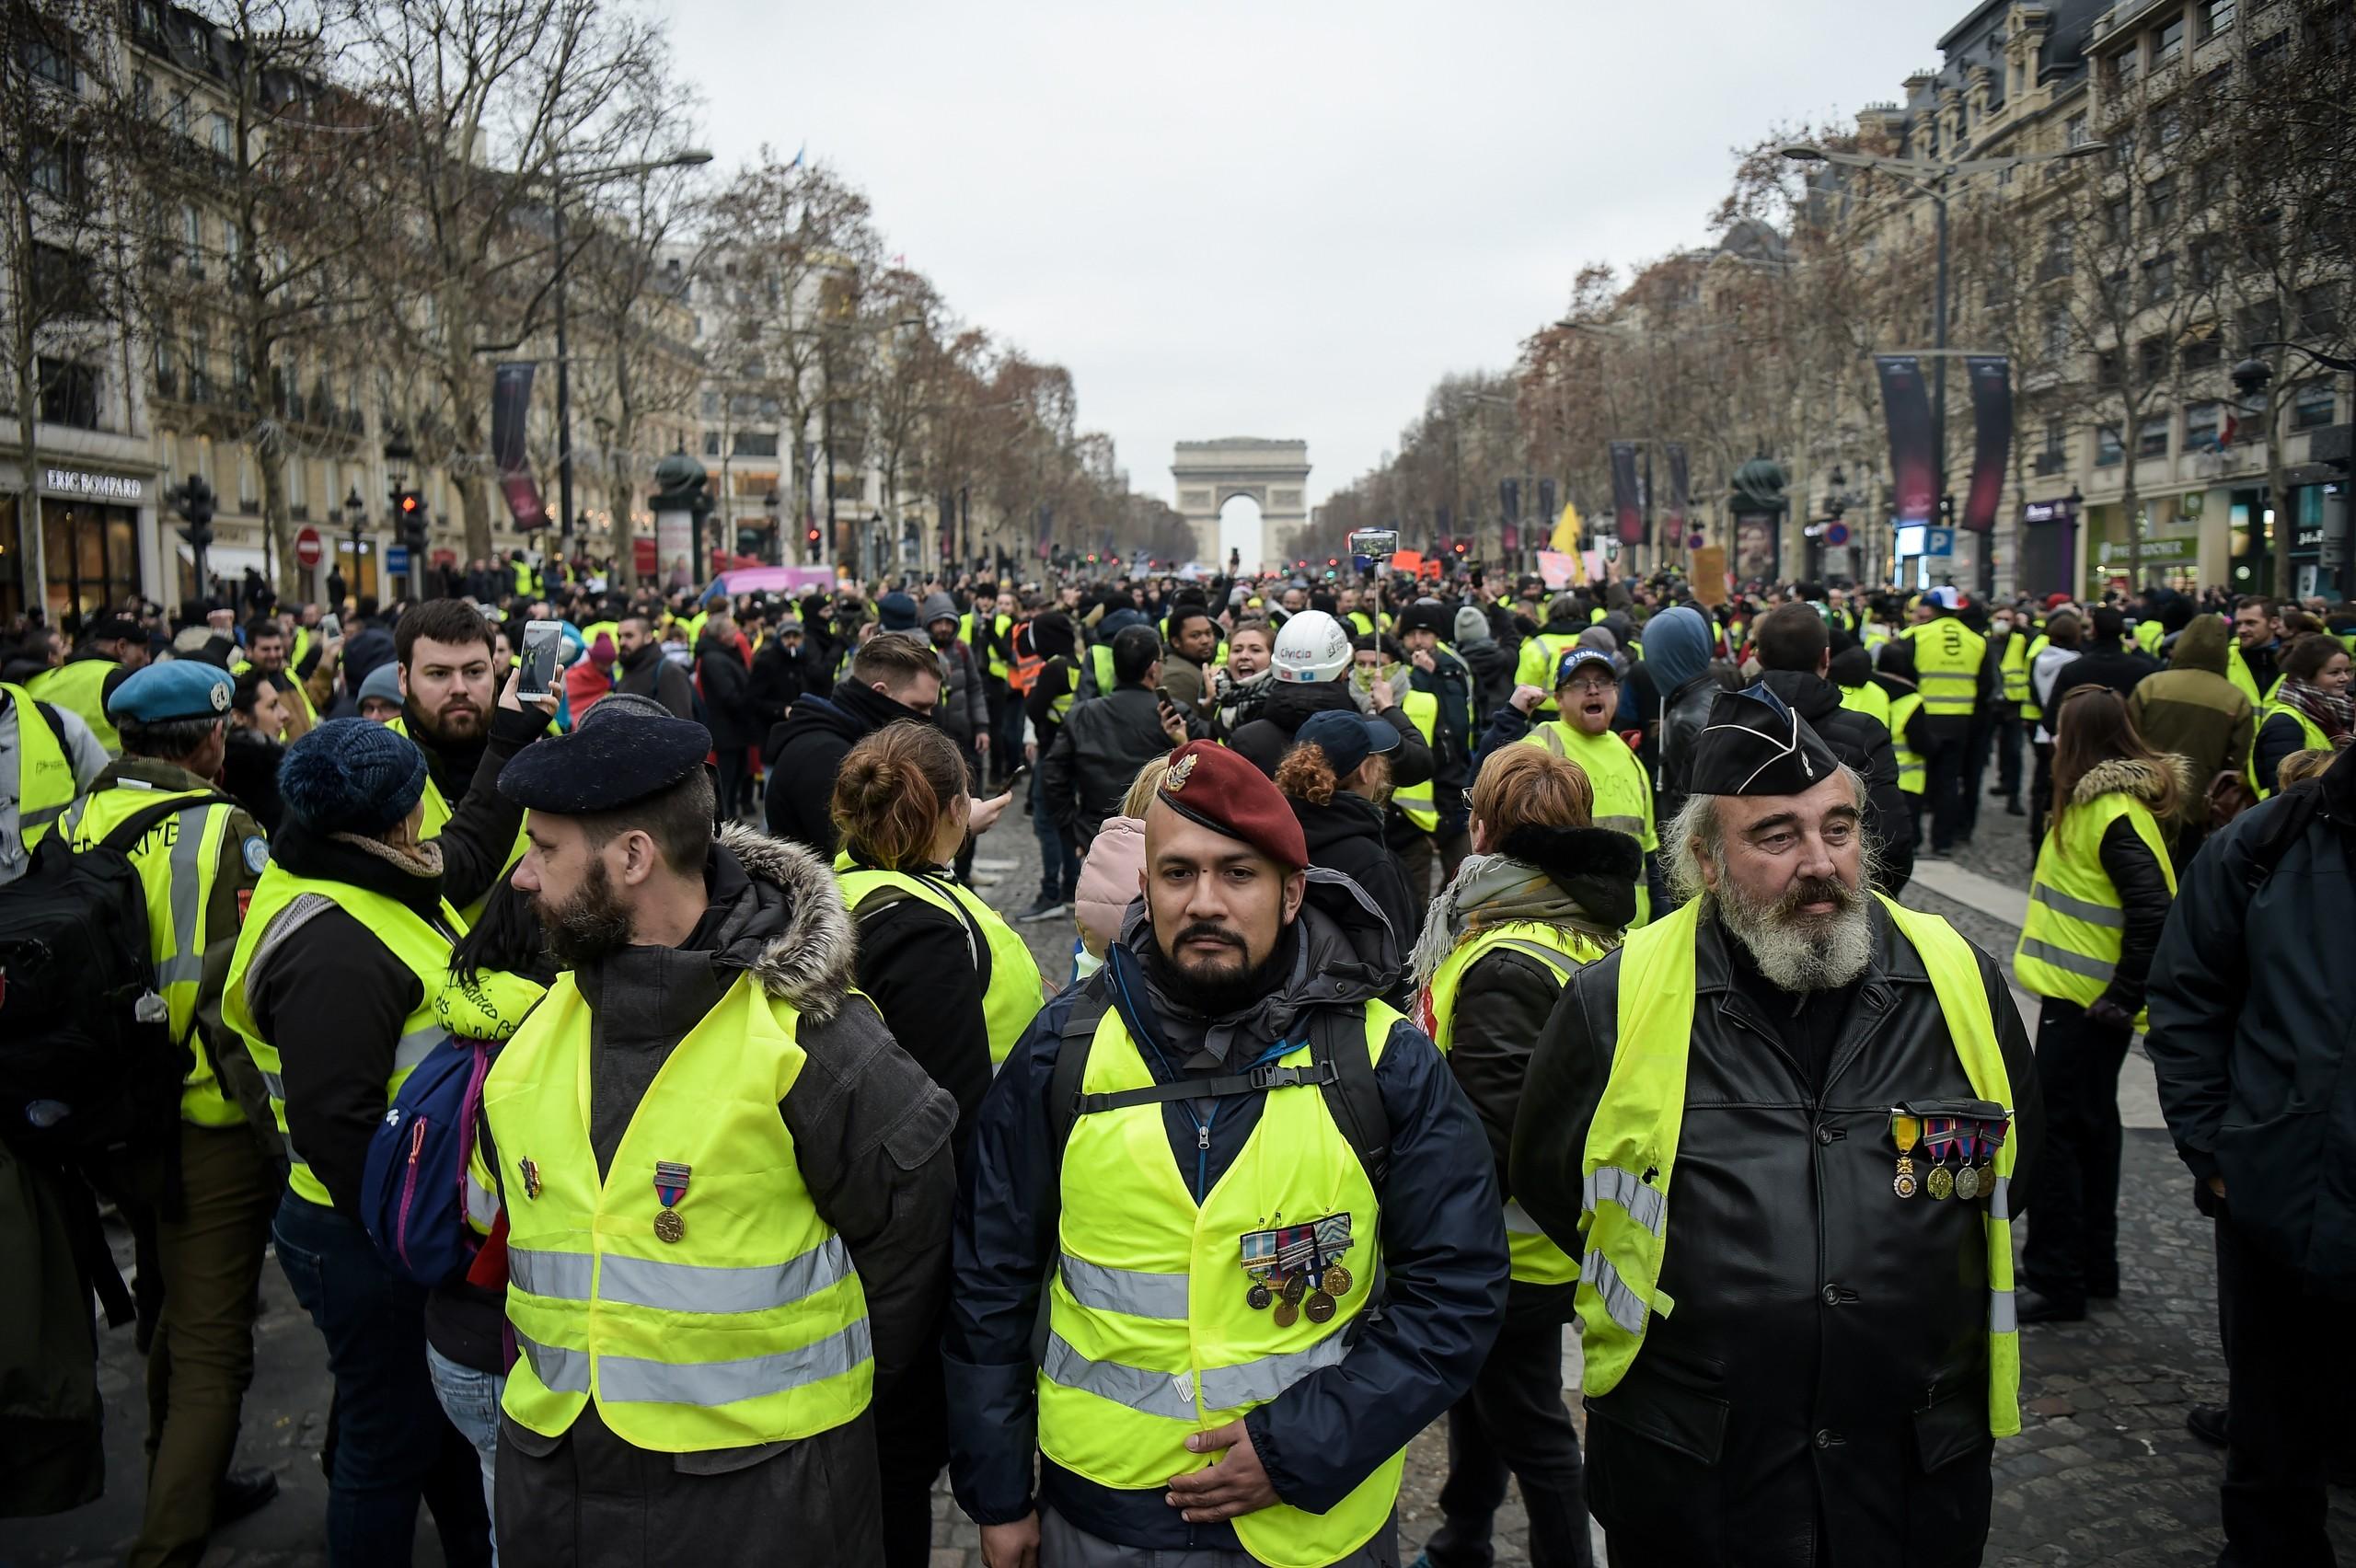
[943,923,1507,1551]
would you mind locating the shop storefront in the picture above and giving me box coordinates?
[1,466,156,628]
[2017,498,2079,600]
[2086,496,2202,596]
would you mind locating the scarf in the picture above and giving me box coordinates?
[1408,850,1623,992]
[1213,666,1276,732]
[2277,677,2356,747]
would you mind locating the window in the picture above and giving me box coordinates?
[2144,253,2177,303]
[2186,401,2223,448]
[2239,299,2282,350]
[2148,173,2178,226]
[20,34,74,87]
[2194,158,2226,210]
[2184,330,2223,371]
[2045,306,2071,358]
[2298,284,2342,339]
[38,358,101,429]
[2038,419,2069,474]
[2066,111,2090,147]
[2140,336,2168,383]
[2253,30,2288,70]
[2293,383,2337,429]
[2158,17,2186,61]
[2041,226,2073,280]
[2097,426,2125,466]
[29,140,87,202]
[2137,415,2172,458]
[2116,44,2142,87]
[700,390,719,419]
[2155,105,2183,146]
[732,431,779,458]
[2204,0,2236,36]
[133,73,153,115]
[170,91,191,136]
[701,432,720,456]
[2107,196,2131,242]
[2190,236,2225,288]
[27,242,95,317]
[210,115,232,157]
[2099,348,2123,388]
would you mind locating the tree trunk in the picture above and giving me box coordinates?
[259,435,295,600]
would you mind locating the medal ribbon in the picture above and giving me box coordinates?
[654,1161,690,1208]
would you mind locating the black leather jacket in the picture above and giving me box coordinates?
[1511,901,2041,1568]
[1654,672,1723,829]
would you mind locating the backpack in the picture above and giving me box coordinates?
[0,799,202,1170]
[361,1032,491,1286]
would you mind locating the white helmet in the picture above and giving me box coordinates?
[1271,609,1352,684]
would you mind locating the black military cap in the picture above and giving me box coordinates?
[497,701,711,813]
[1691,684,1842,798]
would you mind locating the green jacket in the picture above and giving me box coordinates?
[2126,668,2256,834]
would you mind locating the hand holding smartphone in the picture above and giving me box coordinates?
[518,618,565,699]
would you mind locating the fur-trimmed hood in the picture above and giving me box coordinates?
[716,824,857,1021]
[1498,824,1643,928]
[2070,754,2190,808]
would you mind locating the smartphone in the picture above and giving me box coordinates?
[318,613,340,640]
[999,764,1032,798]
[518,618,565,698]
[1348,527,1401,560]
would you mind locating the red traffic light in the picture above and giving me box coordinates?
[397,491,422,516]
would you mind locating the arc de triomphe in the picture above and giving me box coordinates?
[1172,438,1310,570]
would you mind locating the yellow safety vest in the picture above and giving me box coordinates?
[487,973,872,1453]
[1391,690,1442,834]
[1576,894,2021,1435]
[1345,611,1375,639]
[61,782,244,1127]
[2013,787,2175,1026]
[1911,618,1987,720]
[1888,692,1925,794]
[224,870,463,1206]
[2225,642,2286,710]
[512,559,535,597]
[233,661,318,733]
[834,858,1045,1066]
[2133,618,2165,656]
[1088,642,1115,697]
[582,619,619,653]
[386,717,533,925]
[1514,633,1583,717]
[433,965,547,1238]
[1040,1002,1403,1568]
[2250,698,2333,801]
[1423,923,1605,1286]
[1838,680,1891,732]
[2016,636,2051,726]
[1999,633,2032,706]
[1518,722,1656,926]
[987,614,1012,681]
[6,681,77,850]
[29,657,121,755]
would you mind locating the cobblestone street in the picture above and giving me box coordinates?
[13,783,2356,1566]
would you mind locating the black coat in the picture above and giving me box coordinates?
[747,639,810,738]
[1512,902,2041,1567]
[1290,790,1418,952]
[2148,750,2356,1286]
[839,870,995,1167]
[1459,638,1513,718]
[695,635,756,750]
[613,641,696,721]
[1752,669,1915,895]
[1040,685,1171,847]
[1228,679,1434,788]
[761,678,937,855]
[2045,639,2159,715]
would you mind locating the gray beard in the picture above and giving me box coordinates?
[1715,880,1875,994]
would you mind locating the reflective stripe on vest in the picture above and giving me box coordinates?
[1423,923,1607,1286]
[1578,894,2021,1435]
[6,681,77,848]
[386,717,532,926]
[486,972,872,1449]
[834,859,1045,1065]
[1040,1003,1403,1568]
[2017,636,2051,724]
[225,870,463,1205]
[1391,690,1442,834]
[27,658,121,755]
[2013,789,2175,1021]
[1518,723,1656,926]
[1888,693,1925,794]
[62,784,244,1126]
[1911,620,1987,719]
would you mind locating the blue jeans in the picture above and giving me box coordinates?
[426,1344,504,1565]
[273,1193,491,1568]
[1032,769,1079,900]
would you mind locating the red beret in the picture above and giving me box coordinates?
[1153,741,1309,871]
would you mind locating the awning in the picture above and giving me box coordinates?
[175,542,271,579]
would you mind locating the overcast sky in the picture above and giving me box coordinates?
[673,0,1951,531]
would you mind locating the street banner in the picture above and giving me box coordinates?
[1537,549,1573,590]
[1664,444,1691,547]
[1610,441,1645,546]
[1500,478,1521,553]
[1034,502,1053,561]
[1691,546,1728,606]
[1962,355,2012,534]
[491,362,549,530]
[1550,500,1581,554]
[1874,354,1936,525]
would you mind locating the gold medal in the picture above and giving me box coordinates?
[1321,1263,1354,1297]
[1926,1165,1955,1201]
[1304,1291,1336,1324]
[1890,1113,1923,1200]
[1273,1298,1300,1329]
[654,1207,686,1243]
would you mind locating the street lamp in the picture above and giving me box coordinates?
[342,484,366,588]
[1783,138,2108,594]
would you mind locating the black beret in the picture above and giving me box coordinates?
[497,706,712,813]
[1690,684,1842,798]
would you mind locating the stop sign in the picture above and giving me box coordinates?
[294,526,323,569]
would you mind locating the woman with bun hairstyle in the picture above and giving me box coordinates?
[829,719,1046,1568]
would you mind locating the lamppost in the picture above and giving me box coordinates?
[2235,346,2356,600]
[1781,138,2108,594]
[342,485,366,592]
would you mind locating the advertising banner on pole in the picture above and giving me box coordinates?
[1610,441,1645,546]
[491,363,549,530]
[1664,443,1690,551]
[1874,354,1937,525]
[1962,355,2012,534]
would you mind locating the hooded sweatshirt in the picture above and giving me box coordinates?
[2127,616,2257,826]
[763,677,939,853]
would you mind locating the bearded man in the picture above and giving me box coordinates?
[388,599,549,917]
[1509,686,2042,1568]
[485,697,956,1567]
[946,740,1505,1568]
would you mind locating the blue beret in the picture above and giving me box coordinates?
[498,706,711,813]
[282,718,429,836]
[108,660,233,724]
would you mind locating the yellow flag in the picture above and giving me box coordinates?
[1550,501,1581,554]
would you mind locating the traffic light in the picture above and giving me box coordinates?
[1938,493,1956,526]
[395,489,428,552]
[804,524,822,551]
[1451,539,1468,556]
[172,473,215,551]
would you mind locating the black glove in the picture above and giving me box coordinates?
[2087,997,2136,1032]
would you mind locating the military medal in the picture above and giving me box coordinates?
[1240,1218,1285,1310]
[1889,1113,1923,1199]
[1281,1272,1309,1306]
[1272,1298,1300,1328]
[1245,1282,1274,1310]
[1923,1119,1956,1200]
[1953,1126,1981,1201]
[1321,1263,1354,1296]
[653,1160,691,1243]
[517,1157,542,1201]
[1304,1292,1336,1324]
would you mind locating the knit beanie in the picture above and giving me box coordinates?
[1454,605,1492,646]
[281,717,429,836]
[878,592,920,633]
[355,661,404,709]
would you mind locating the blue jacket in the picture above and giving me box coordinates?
[943,901,1507,1551]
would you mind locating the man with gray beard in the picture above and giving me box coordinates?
[1509,686,2041,1568]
